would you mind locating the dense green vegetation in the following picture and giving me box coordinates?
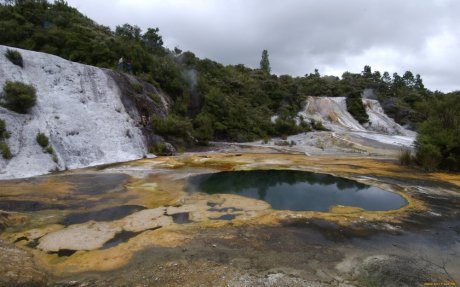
[346,93,369,124]
[0,0,458,171]
[415,93,460,171]
[5,48,23,67]
[2,81,36,113]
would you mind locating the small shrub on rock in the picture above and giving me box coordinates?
[0,142,12,159]
[0,119,10,139]
[36,132,49,148]
[2,81,37,114]
[5,49,23,67]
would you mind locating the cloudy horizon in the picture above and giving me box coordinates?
[67,0,460,92]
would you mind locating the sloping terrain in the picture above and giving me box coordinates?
[299,96,414,137]
[0,46,168,179]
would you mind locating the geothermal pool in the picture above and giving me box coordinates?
[187,170,407,212]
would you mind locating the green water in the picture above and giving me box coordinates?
[187,170,407,211]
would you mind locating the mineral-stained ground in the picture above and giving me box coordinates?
[0,153,459,286]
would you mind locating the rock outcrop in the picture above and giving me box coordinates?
[0,46,170,179]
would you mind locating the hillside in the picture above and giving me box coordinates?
[0,0,459,171]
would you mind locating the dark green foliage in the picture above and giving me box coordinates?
[131,82,143,93]
[2,81,36,113]
[151,115,192,141]
[0,142,12,159]
[148,142,166,155]
[36,132,49,148]
[415,93,460,171]
[0,119,12,159]
[5,48,23,67]
[147,93,161,105]
[260,49,271,74]
[45,146,53,154]
[0,119,10,139]
[310,119,328,131]
[346,94,369,124]
[0,1,451,150]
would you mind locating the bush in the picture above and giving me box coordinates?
[346,95,369,124]
[5,49,23,67]
[2,81,37,114]
[148,142,165,154]
[0,119,10,140]
[416,144,442,171]
[311,119,328,131]
[0,142,12,159]
[415,94,460,171]
[36,132,49,148]
[151,115,192,138]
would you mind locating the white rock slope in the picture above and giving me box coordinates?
[0,46,147,179]
[294,96,416,150]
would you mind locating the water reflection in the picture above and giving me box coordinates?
[187,170,407,211]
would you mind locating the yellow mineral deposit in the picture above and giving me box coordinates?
[1,153,458,276]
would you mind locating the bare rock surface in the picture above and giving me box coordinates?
[38,221,122,252]
[0,45,148,179]
[0,239,47,286]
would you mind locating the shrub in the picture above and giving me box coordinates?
[5,49,23,67]
[46,146,54,154]
[311,119,328,131]
[148,142,165,154]
[0,119,10,140]
[2,81,37,114]
[151,115,192,138]
[36,132,49,148]
[148,93,161,105]
[0,142,12,159]
[131,82,143,93]
[415,94,460,171]
[346,95,369,124]
[415,143,442,171]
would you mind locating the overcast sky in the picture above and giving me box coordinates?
[66,0,459,92]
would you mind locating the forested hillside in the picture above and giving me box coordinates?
[0,0,458,171]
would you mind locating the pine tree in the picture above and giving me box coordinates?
[260,49,271,74]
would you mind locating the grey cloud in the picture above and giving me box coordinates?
[67,0,460,92]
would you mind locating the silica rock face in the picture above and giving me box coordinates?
[0,45,148,179]
[298,96,416,147]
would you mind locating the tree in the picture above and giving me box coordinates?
[403,71,415,87]
[382,72,391,85]
[362,65,372,78]
[260,49,271,74]
[115,24,142,41]
[415,94,460,171]
[415,74,425,91]
[142,27,163,54]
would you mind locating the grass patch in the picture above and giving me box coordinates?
[398,149,413,166]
